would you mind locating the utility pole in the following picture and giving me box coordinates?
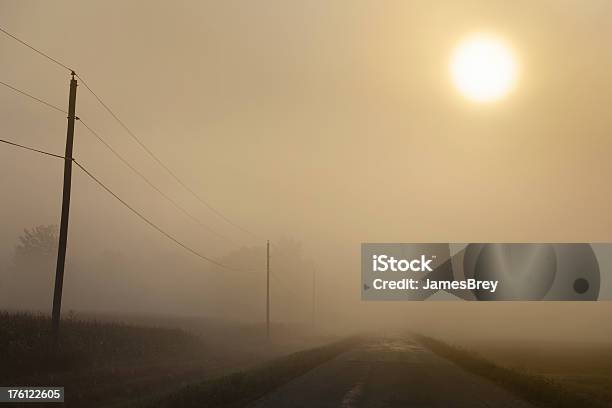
[311,267,316,329]
[266,240,270,340]
[52,71,77,337]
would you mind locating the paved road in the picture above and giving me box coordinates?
[251,335,536,408]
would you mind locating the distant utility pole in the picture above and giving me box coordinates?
[266,240,270,340]
[311,268,316,329]
[52,71,78,337]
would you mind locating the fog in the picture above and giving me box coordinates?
[1,0,612,343]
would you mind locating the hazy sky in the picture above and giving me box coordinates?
[1,1,612,337]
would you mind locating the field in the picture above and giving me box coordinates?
[419,336,612,408]
[0,311,335,407]
[465,339,612,405]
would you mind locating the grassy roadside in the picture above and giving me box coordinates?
[0,312,208,380]
[130,337,361,408]
[417,335,609,408]
[0,312,219,407]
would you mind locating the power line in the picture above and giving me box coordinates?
[0,137,64,159]
[75,73,257,238]
[0,25,73,72]
[0,26,278,271]
[0,76,240,245]
[0,138,271,276]
[0,24,261,242]
[0,141,290,294]
[1,79,67,114]
[77,119,238,245]
[72,158,243,271]
[0,76,256,252]
[0,135,262,274]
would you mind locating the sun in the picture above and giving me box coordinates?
[450,34,518,103]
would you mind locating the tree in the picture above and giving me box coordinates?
[14,225,59,269]
[7,225,59,311]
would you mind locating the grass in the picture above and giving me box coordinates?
[0,311,208,383]
[464,339,612,403]
[418,335,611,408]
[132,337,360,408]
[0,311,241,407]
[0,311,344,407]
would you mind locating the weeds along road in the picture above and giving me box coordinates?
[249,335,536,408]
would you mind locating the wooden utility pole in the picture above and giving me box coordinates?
[52,71,77,337]
[266,240,270,339]
[311,267,316,329]
[266,241,270,340]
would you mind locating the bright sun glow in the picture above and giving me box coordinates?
[450,34,518,103]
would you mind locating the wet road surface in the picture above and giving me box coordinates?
[251,335,536,408]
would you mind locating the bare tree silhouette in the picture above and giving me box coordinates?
[14,225,58,265]
[8,225,59,310]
